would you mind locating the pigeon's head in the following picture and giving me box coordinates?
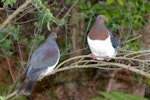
[46,32,59,46]
[48,32,57,40]
[96,15,108,24]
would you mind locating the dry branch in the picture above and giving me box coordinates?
[5,49,150,99]
[53,54,150,78]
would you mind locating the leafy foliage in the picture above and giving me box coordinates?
[0,0,66,57]
[106,0,124,6]
[78,0,150,51]
[9,25,22,41]
[106,0,115,5]
[0,96,5,100]
[92,91,148,100]
[28,35,45,53]
[147,78,150,86]
[0,25,22,57]
[0,39,12,50]
[1,0,17,7]
[32,0,66,30]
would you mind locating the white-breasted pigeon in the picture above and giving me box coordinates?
[87,15,119,60]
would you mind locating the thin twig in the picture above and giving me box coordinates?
[106,62,150,78]
[55,55,90,69]
[55,6,66,18]
[54,63,120,74]
[2,49,15,82]
[17,42,24,69]
[62,0,79,20]
[0,32,10,43]
[13,7,36,23]
[55,0,80,32]
[123,35,142,44]
[132,52,150,59]
[124,49,150,57]
[83,11,95,47]
[6,91,17,100]
[62,47,88,56]
[14,18,38,24]
[107,70,118,92]
[110,56,150,63]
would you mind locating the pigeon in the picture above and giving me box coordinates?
[87,15,119,60]
[17,32,60,96]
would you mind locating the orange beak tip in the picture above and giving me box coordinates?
[106,18,108,21]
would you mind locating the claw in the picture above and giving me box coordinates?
[104,56,109,61]
[90,53,96,59]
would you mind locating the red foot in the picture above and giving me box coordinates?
[104,56,109,61]
[90,53,96,59]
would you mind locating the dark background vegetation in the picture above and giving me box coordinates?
[0,0,150,100]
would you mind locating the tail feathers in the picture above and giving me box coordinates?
[17,79,36,96]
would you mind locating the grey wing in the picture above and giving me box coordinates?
[109,31,119,49]
[26,43,60,76]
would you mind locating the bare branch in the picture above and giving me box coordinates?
[53,54,150,78]
[2,49,15,82]
[5,49,150,99]
[55,0,80,32]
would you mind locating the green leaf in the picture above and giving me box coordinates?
[92,3,102,10]
[47,22,51,31]
[6,51,13,56]
[33,0,64,30]
[10,25,22,41]
[20,38,29,45]
[37,35,45,43]
[147,78,150,86]
[91,97,101,100]
[127,1,136,8]
[117,0,124,6]
[106,0,114,5]
[0,96,5,100]
[105,13,111,20]
[145,3,150,13]
[2,0,17,7]
[59,19,66,26]
[0,39,12,50]
[87,1,91,8]
[99,91,148,100]
[78,2,88,10]
[100,92,119,100]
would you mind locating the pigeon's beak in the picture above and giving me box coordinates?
[105,18,108,21]
[55,35,58,38]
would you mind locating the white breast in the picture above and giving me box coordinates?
[87,35,116,60]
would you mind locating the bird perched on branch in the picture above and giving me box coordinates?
[87,15,119,60]
[17,32,60,96]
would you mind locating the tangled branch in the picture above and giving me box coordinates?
[53,53,150,77]
[0,0,32,32]
[5,49,150,99]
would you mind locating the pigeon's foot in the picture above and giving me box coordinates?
[90,53,96,59]
[50,70,56,75]
[38,76,43,81]
[104,56,110,61]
